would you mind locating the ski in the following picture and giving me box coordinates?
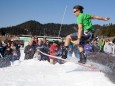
[78,63,101,71]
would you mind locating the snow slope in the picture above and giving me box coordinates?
[0,50,114,86]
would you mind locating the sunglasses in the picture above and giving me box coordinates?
[73,10,79,13]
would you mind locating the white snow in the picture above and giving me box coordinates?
[0,50,114,86]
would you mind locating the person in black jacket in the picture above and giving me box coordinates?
[24,41,35,60]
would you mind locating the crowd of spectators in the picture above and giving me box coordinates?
[0,36,115,65]
[98,38,115,55]
[19,36,115,64]
[24,36,64,64]
[0,39,21,62]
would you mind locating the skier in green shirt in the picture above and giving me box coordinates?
[61,5,110,64]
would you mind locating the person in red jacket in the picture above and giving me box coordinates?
[49,41,58,64]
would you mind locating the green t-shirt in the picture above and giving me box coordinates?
[77,13,94,31]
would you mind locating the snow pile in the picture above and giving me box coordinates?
[0,59,114,86]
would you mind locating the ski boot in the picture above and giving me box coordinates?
[78,52,87,64]
[61,46,68,59]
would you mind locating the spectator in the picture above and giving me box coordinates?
[34,36,39,45]
[10,41,21,61]
[49,41,58,64]
[104,39,112,54]
[35,39,50,62]
[0,41,4,56]
[4,41,12,60]
[31,36,37,47]
[36,39,48,61]
[24,41,35,60]
[42,40,50,62]
[99,38,105,52]
[10,41,16,51]
[92,38,99,52]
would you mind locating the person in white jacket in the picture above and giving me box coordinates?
[104,39,112,54]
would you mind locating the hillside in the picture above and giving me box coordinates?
[0,20,103,37]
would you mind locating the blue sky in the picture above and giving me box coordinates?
[0,0,114,28]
